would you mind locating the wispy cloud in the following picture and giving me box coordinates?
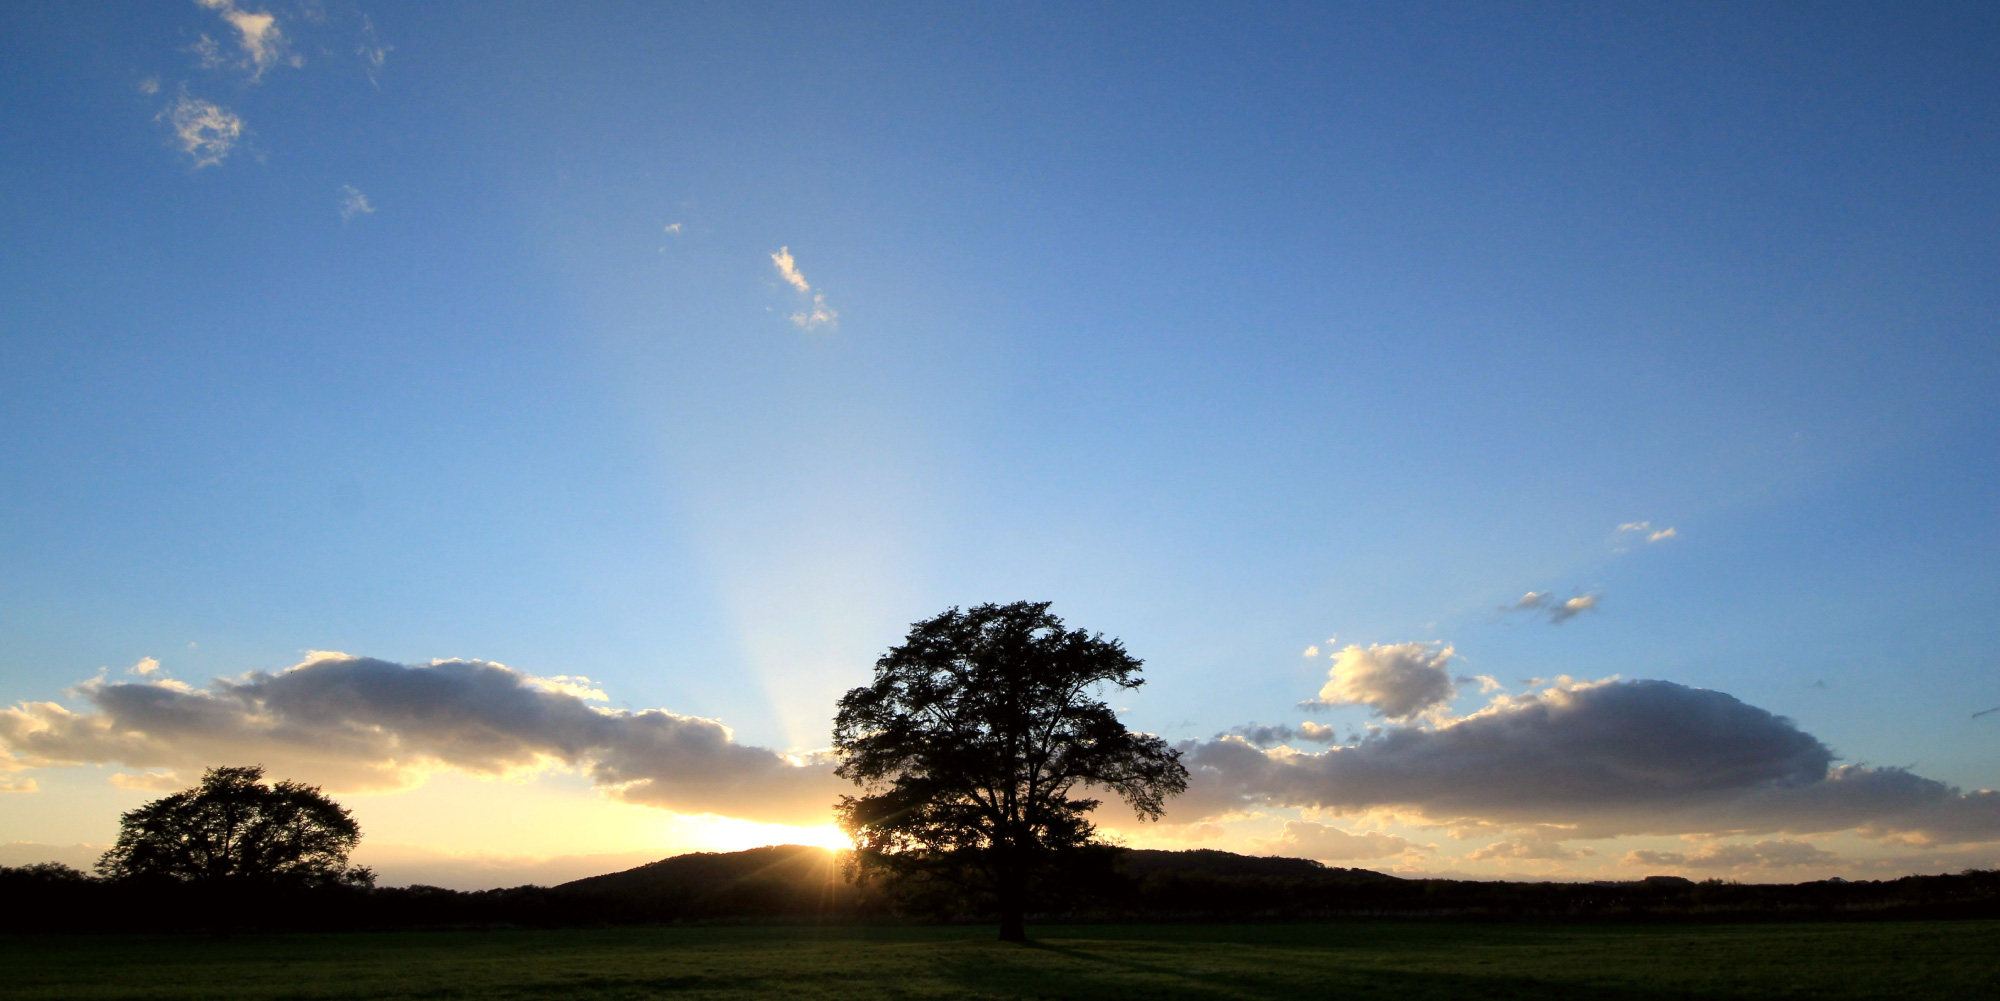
[0,778,37,793]
[770,247,811,293]
[138,77,160,95]
[770,247,839,332]
[1617,521,1677,544]
[1503,591,1600,625]
[107,771,184,792]
[192,0,301,81]
[357,13,390,85]
[158,89,245,168]
[663,222,683,234]
[337,184,374,220]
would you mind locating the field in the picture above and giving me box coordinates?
[5,921,1997,1000]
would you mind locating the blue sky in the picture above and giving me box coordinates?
[2,1,1997,885]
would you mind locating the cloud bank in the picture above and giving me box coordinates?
[0,655,840,825]
[1183,678,1999,845]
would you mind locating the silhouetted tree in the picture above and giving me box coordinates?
[98,765,373,889]
[833,601,1187,941]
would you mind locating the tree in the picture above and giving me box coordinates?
[833,601,1188,941]
[97,765,373,889]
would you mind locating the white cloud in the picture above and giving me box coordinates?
[1502,591,1600,625]
[138,77,160,95]
[663,222,683,234]
[790,292,838,332]
[194,0,300,81]
[1307,642,1457,721]
[770,246,811,293]
[337,184,374,220]
[1176,677,2000,845]
[0,655,842,825]
[158,90,245,168]
[1649,527,1677,542]
[128,658,161,677]
[1302,645,1318,657]
[1256,820,1424,861]
[1617,521,1651,533]
[357,13,390,85]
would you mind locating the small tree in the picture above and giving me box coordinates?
[833,601,1187,941]
[97,765,373,889]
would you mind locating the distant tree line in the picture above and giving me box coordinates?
[6,845,1998,934]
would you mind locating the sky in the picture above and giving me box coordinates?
[2,1,1998,888]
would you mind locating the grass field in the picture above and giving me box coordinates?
[5,921,1996,1000]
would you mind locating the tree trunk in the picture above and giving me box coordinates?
[996,851,1027,942]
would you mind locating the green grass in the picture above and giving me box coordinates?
[4,921,1996,1000]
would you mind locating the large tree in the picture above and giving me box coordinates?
[97,765,373,889]
[833,601,1187,941]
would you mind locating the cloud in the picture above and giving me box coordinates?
[1256,820,1423,861]
[194,0,300,81]
[1623,838,1838,871]
[128,658,161,677]
[1617,521,1677,544]
[663,222,683,234]
[1467,828,1595,861]
[1306,643,1457,721]
[770,247,812,293]
[1503,591,1600,625]
[107,771,185,792]
[790,292,838,332]
[1973,706,2000,720]
[1229,721,1339,748]
[357,13,390,85]
[0,655,841,825]
[771,247,838,331]
[0,779,36,793]
[337,184,374,220]
[1177,678,2000,845]
[158,90,245,168]
[138,77,160,95]
[1302,645,1318,658]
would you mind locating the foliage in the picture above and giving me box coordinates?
[832,601,1188,938]
[96,765,372,889]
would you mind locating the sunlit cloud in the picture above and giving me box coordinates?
[0,654,842,825]
[1178,676,2000,846]
[128,657,161,677]
[1623,838,1838,871]
[1649,527,1677,542]
[0,778,36,793]
[193,0,301,81]
[770,246,811,293]
[771,246,838,331]
[1304,642,1457,721]
[158,90,245,168]
[107,770,184,792]
[1254,819,1426,861]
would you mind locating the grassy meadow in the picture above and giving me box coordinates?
[5,921,1996,1001]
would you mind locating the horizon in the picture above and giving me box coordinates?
[3,2,1998,889]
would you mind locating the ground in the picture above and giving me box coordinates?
[4,921,1996,1000]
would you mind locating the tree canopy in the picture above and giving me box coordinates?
[833,601,1187,940]
[97,765,372,888]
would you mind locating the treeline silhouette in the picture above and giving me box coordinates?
[5,847,1997,934]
